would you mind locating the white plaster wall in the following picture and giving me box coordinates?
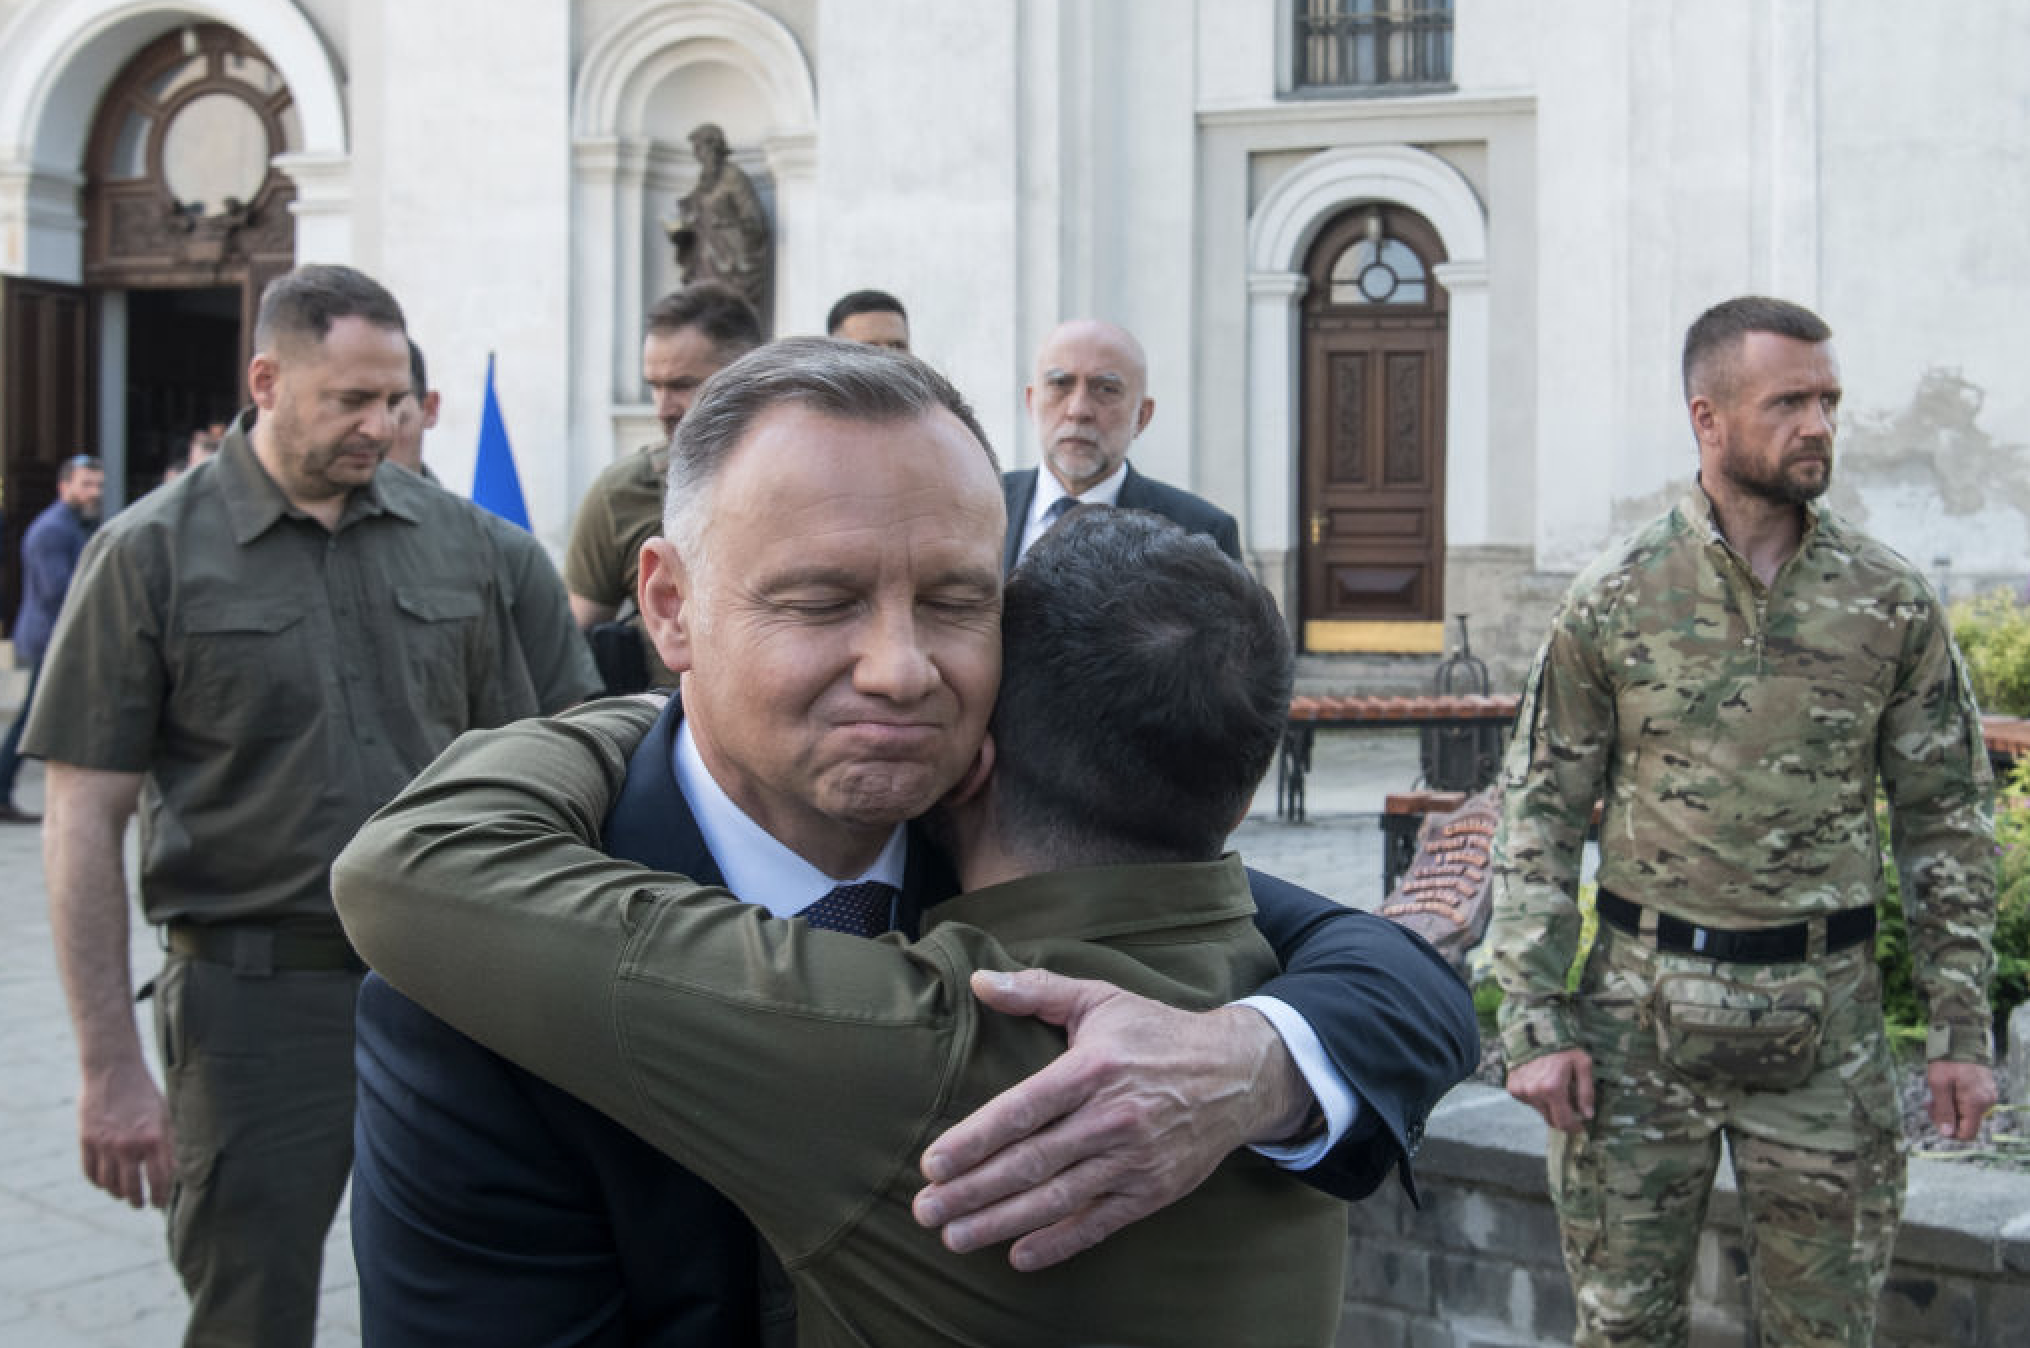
[813,0,1022,456]
[1520,0,2030,585]
[1453,0,1536,91]
[1814,2,2030,582]
[1070,0,1201,496]
[350,0,575,545]
[1195,0,1276,108]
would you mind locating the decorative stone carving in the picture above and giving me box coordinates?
[664,123,770,310]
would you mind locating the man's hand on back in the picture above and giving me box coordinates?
[911,968,1310,1271]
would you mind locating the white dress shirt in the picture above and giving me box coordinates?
[1014,461,1130,562]
[674,720,906,914]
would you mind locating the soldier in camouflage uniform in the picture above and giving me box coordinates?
[1490,296,1998,1347]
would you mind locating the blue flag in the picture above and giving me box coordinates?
[472,352,530,529]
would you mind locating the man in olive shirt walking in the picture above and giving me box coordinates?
[25,264,592,1347]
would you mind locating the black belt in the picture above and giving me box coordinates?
[166,920,365,975]
[1595,890,1875,965]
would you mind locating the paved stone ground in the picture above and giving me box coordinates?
[0,712,1421,1346]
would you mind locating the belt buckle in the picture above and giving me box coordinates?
[1689,926,1711,955]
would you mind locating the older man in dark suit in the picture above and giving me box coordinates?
[1003,318,1241,571]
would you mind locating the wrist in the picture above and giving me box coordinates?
[1225,1004,1311,1143]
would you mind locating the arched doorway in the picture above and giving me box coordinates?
[82,22,299,499]
[1298,201,1449,645]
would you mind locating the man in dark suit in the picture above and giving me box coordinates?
[1003,318,1241,571]
[346,339,1476,1345]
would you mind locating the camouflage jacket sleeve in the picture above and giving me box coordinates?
[1488,591,1616,1066]
[1880,602,1997,1064]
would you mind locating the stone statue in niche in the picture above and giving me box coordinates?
[664,123,771,311]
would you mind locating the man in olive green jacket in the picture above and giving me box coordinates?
[338,508,1355,1346]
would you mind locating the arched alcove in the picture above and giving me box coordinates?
[1243,145,1491,641]
[0,0,346,278]
[568,0,819,493]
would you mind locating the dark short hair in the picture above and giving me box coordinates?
[644,282,764,357]
[663,336,997,558]
[406,338,429,397]
[1682,296,1833,401]
[253,264,405,355]
[826,289,908,335]
[990,508,1292,865]
[59,453,103,483]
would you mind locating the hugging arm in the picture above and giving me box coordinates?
[913,871,1479,1266]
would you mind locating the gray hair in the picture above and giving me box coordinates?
[661,336,999,561]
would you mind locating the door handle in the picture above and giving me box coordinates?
[1309,510,1326,544]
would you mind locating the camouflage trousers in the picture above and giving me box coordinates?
[1547,923,1906,1347]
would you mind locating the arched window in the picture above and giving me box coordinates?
[84,24,300,287]
[1325,211,1432,305]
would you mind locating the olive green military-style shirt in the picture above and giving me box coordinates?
[23,416,568,925]
[390,461,601,716]
[1491,481,1997,1066]
[562,442,675,686]
[335,698,1347,1348]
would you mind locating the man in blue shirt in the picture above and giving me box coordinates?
[0,453,103,822]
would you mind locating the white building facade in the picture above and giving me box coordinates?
[3,0,2025,681]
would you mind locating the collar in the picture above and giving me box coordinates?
[925,853,1254,944]
[1030,459,1129,528]
[635,440,671,487]
[213,408,420,545]
[1680,475,1826,545]
[672,718,907,916]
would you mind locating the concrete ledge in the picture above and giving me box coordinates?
[1339,1083,2030,1346]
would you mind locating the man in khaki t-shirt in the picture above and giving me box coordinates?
[563,282,760,689]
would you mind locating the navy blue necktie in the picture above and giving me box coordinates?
[803,881,898,937]
[1041,495,1079,529]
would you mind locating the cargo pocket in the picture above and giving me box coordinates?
[1651,969,1827,1091]
[176,600,317,738]
[1546,1122,1606,1266]
[393,584,485,724]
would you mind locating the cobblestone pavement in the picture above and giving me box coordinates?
[0,724,1421,1346]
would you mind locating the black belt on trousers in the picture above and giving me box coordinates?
[165,920,365,975]
[1595,889,1875,965]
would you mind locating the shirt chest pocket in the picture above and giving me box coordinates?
[177,600,320,740]
[391,585,486,726]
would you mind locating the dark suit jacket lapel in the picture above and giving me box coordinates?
[897,826,959,938]
[1115,462,1154,512]
[602,695,725,885]
[1001,469,1037,574]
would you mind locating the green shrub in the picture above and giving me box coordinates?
[1876,763,2030,1052]
[1950,588,2030,717]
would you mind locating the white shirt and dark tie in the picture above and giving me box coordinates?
[1012,462,1130,564]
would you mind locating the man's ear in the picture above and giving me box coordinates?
[248,354,282,412]
[637,538,695,674]
[420,390,441,431]
[1132,396,1155,439]
[941,733,996,809]
[1687,394,1722,452]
